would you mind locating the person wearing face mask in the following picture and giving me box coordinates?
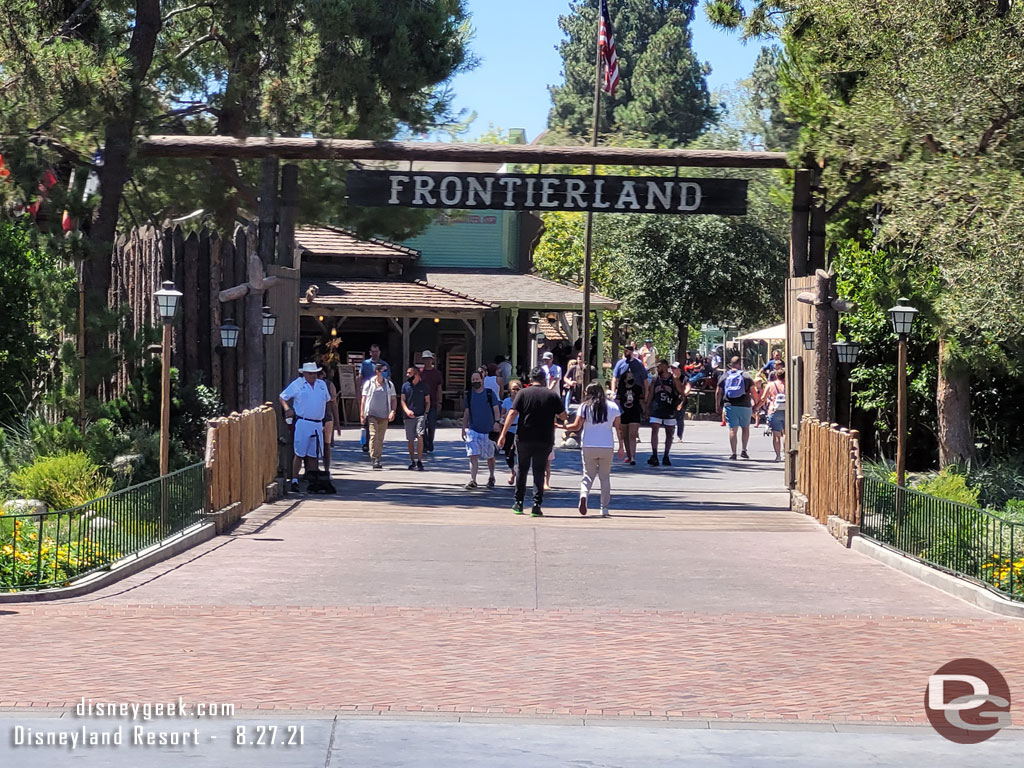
[401,365,430,471]
[611,345,650,402]
[462,370,501,489]
[615,370,645,465]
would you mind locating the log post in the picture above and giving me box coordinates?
[812,271,834,421]
[278,164,299,267]
[790,169,811,278]
[808,179,827,273]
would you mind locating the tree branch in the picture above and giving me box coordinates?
[977,111,1016,155]
[209,159,260,210]
[42,0,97,47]
[162,3,214,24]
[922,133,943,154]
[175,32,220,62]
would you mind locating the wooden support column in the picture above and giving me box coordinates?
[808,178,827,273]
[510,308,519,374]
[474,317,483,373]
[595,310,605,382]
[277,164,298,267]
[611,317,620,365]
[247,156,278,406]
[790,169,811,278]
[402,316,410,373]
[812,270,835,421]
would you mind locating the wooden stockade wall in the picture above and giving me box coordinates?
[108,223,261,414]
[796,416,863,525]
[205,405,279,517]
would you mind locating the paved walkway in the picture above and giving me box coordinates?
[3,422,1023,764]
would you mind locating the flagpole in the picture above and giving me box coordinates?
[581,3,603,386]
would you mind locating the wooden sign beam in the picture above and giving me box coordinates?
[138,136,790,169]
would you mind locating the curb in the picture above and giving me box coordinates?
[0,522,218,603]
[851,536,1024,619]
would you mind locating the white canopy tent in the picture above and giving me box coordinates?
[735,322,785,341]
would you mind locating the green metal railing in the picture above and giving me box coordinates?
[0,463,207,591]
[861,476,1024,602]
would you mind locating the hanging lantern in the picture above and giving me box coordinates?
[220,319,240,348]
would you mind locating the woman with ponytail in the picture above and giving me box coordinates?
[565,381,621,517]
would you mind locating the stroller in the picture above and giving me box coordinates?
[290,419,337,494]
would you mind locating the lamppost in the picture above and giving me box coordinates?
[832,335,861,427]
[528,313,540,369]
[153,281,183,478]
[887,298,919,488]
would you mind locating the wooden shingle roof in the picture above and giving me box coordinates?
[414,268,619,311]
[295,226,420,260]
[301,279,494,316]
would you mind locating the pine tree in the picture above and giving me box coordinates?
[547,0,717,145]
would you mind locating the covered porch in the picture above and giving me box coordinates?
[301,278,495,415]
[414,268,620,379]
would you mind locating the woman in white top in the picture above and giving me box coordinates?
[565,382,621,517]
[481,364,503,401]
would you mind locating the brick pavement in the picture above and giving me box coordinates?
[5,424,1023,725]
[3,604,1023,723]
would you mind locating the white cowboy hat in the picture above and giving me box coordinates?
[421,350,435,359]
[298,362,321,373]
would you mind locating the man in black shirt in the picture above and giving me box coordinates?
[498,367,567,517]
[716,356,755,460]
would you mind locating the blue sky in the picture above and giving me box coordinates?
[449,0,766,141]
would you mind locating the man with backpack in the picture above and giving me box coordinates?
[716,356,755,460]
[462,369,502,489]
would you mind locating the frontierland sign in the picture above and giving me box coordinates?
[346,171,747,216]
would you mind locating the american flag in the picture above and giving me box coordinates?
[599,0,621,95]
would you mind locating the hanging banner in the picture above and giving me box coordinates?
[346,171,747,216]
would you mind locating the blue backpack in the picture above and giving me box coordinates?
[724,370,746,399]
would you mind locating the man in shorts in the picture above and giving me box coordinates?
[462,369,501,489]
[646,359,684,466]
[401,365,430,471]
[280,362,332,492]
[716,356,755,460]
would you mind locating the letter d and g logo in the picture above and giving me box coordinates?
[925,659,1011,743]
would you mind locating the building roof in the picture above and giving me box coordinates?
[301,278,494,317]
[412,268,619,311]
[538,316,569,342]
[295,226,420,260]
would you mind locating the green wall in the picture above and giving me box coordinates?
[402,211,519,268]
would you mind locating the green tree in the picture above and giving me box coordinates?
[0,220,75,424]
[711,0,1024,465]
[609,215,785,354]
[548,0,717,144]
[1,0,473,397]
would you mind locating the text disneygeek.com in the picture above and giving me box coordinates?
[6,697,310,751]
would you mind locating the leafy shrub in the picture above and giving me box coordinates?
[9,452,112,510]
[965,455,1024,510]
[913,467,980,507]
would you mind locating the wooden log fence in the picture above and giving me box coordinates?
[204,405,279,517]
[108,223,262,413]
[796,416,864,525]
